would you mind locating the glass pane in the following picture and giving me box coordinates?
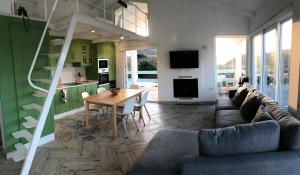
[253,34,262,90]
[263,29,277,99]
[279,19,292,106]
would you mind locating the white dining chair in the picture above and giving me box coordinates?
[82,92,106,121]
[130,84,140,89]
[97,87,107,94]
[117,98,139,138]
[134,91,151,126]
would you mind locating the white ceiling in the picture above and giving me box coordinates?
[187,0,266,18]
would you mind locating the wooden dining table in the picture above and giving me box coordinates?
[84,88,144,137]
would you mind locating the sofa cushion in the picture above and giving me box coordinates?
[198,120,280,156]
[277,116,300,150]
[216,110,247,128]
[240,91,262,121]
[252,105,273,123]
[127,129,198,175]
[216,96,239,111]
[232,86,249,107]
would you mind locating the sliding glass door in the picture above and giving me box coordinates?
[251,18,292,107]
[263,29,278,99]
[279,19,292,106]
[252,35,262,90]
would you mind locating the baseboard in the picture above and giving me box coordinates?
[54,107,85,120]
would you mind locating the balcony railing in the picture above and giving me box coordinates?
[11,0,149,37]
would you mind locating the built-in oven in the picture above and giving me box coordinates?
[98,59,109,73]
[99,73,109,85]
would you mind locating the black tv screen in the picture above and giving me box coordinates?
[173,79,199,98]
[170,50,199,68]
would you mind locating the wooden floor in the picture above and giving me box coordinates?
[1,103,215,175]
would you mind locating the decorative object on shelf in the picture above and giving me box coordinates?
[110,88,121,95]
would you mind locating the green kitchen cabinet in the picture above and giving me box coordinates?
[86,42,116,81]
[72,39,93,66]
[0,15,54,152]
[69,86,86,109]
[54,89,71,114]
[85,83,98,96]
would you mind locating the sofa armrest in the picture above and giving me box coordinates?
[182,150,300,175]
[228,89,237,99]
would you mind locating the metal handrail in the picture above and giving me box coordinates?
[27,0,59,93]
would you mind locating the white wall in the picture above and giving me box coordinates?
[116,0,249,102]
[249,0,293,32]
[0,0,11,15]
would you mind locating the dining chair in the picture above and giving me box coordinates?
[97,87,107,94]
[130,84,140,89]
[134,91,151,126]
[117,98,139,138]
[97,87,110,117]
[82,92,106,121]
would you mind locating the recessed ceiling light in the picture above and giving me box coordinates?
[90,30,95,33]
[120,36,124,40]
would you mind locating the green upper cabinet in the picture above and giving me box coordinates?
[68,39,93,66]
[49,38,93,67]
[86,42,116,81]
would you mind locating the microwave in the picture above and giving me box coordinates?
[98,59,109,73]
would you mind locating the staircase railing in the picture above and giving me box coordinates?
[27,0,58,93]
[21,1,77,175]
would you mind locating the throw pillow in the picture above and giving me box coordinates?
[232,86,249,107]
[252,105,273,123]
[198,120,280,156]
[240,91,261,121]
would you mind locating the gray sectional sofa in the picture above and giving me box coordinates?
[127,83,300,175]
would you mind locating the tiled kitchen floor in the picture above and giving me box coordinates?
[1,103,215,175]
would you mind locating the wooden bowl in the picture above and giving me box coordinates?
[110,88,121,95]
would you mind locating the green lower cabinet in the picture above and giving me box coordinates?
[85,83,98,96]
[54,89,70,114]
[53,83,98,114]
[70,86,86,109]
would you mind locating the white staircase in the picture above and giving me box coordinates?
[6,0,79,174]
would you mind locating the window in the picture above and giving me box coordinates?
[251,18,292,107]
[252,35,262,90]
[263,29,278,100]
[279,19,292,106]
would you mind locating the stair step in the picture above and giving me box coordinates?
[7,143,28,162]
[33,91,47,98]
[22,103,43,112]
[22,116,38,129]
[50,39,64,46]
[39,53,60,59]
[33,78,51,84]
[12,129,33,142]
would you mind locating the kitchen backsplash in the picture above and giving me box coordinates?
[59,67,86,84]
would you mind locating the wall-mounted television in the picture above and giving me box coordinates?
[173,78,199,98]
[170,50,199,68]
